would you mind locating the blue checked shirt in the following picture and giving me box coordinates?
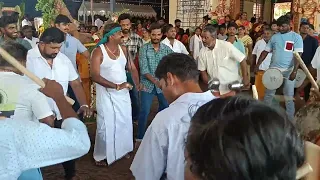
[139,43,174,93]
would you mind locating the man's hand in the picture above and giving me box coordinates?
[136,83,145,91]
[254,64,260,74]
[40,78,64,100]
[77,105,92,118]
[289,71,297,81]
[155,81,161,88]
[310,87,320,99]
[119,82,133,90]
[243,78,250,89]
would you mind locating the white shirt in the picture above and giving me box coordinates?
[130,91,215,180]
[198,39,245,95]
[252,39,272,71]
[22,19,32,27]
[162,38,189,55]
[26,45,78,120]
[0,72,53,122]
[311,46,320,80]
[24,37,39,48]
[0,118,90,180]
[95,18,103,29]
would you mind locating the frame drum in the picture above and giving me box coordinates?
[262,68,283,90]
[295,69,307,88]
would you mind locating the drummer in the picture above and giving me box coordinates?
[255,15,303,120]
[198,24,249,97]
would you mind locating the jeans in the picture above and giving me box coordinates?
[18,169,43,180]
[264,69,295,120]
[127,73,139,120]
[137,88,169,139]
[54,120,76,179]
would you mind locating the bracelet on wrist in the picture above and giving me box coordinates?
[80,104,89,108]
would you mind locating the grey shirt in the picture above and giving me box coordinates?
[0,37,32,50]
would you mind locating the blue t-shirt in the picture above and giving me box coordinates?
[265,31,303,69]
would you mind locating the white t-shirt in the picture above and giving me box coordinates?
[0,72,53,122]
[252,39,272,71]
[26,45,79,120]
[161,38,189,55]
[198,39,245,94]
[311,46,320,80]
[24,37,39,48]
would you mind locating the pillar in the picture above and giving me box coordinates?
[169,0,177,24]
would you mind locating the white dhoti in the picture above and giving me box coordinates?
[93,87,133,165]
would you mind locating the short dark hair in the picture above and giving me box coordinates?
[227,22,238,29]
[118,13,131,23]
[203,24,218,37]
[91,26,98,31]
[219,24,226,29]
[39,27,65,44]
[165,24,174,33]
[300,22,310,28]
[0,15,18,28]
[149,23,162,33]
[158,17,165,21]
[21,25,32,31]
[174,19,181,24]
[195,27,201,31]
[309,24,315,30]
[277,15,290,26]
[103,23,121,36]
[271,20,277,25]
[186,96,304,180]
[0,41,28,66]
[264,27,272,32]
[54,14,71,24]
[238,25,245,30]
[155,53,199,82]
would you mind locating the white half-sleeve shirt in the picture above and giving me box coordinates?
[131,91,215,180]
[311,46,320,80]
[0,117,90,180]
[0,72,53,122]
[252,39,272,71]
[161,38,189,55]
[26,45,79,120]
[198,39,245,95]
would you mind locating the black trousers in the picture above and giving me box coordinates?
[54,120,76,179]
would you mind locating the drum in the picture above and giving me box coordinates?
[295,69,307,88]
[262,68,283,90]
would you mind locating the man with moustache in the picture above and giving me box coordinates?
[0,15,32,50]
[118,13,143,122]
[26,27,91,180]
[136,23,173,143]
[198,24,249,97]
[161,24,189,54]
[54,14,90,114]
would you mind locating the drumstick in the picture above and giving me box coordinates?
[294,52,319,90]
[296,163,313,179]
[252,85,258,100]
[0,47,75,105]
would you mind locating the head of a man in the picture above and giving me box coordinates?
[218,25,226,35]
[277,16,291,34]
[227,22,238,36]
[201,25,217,49]
[271,21,278,32]
[103,23,123,45]
[79,24,86,33]
[38,27,65,59]
[195,27,202,36]
[165,24,176,40]
[54,14,71,34]
[0,15,19,40]
[21,25,33,40]
[118,13,132,34]
[184,96,304,180]
[149,23,163,45]
[300,22,310,35]
[91,26,98,34]
[225,15,231,23]
[175,19,181,28]
[238,25,246,36]
[263,27,273,42]
[157,17,165,27]
[203,15,209,24]
[241,12,248,20]
[155,53,200,103]
[0,41,28,73]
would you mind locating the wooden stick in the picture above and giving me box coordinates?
[252,85,258,100]
[294,52,319,90]
[296,163,313,179]
[0,47,75,105]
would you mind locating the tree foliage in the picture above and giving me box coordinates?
[35,0,57,29]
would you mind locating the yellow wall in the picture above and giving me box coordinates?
[263,1,272,23]
[169,0,177,24]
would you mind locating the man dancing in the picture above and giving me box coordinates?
[91,23,140,166]
[26,27,91,180]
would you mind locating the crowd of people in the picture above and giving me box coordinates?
[0,9,319,180]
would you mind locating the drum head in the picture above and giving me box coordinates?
[295,69,307,88]
[262,68,283,90]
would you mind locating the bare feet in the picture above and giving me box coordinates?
[95,160,107,166]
